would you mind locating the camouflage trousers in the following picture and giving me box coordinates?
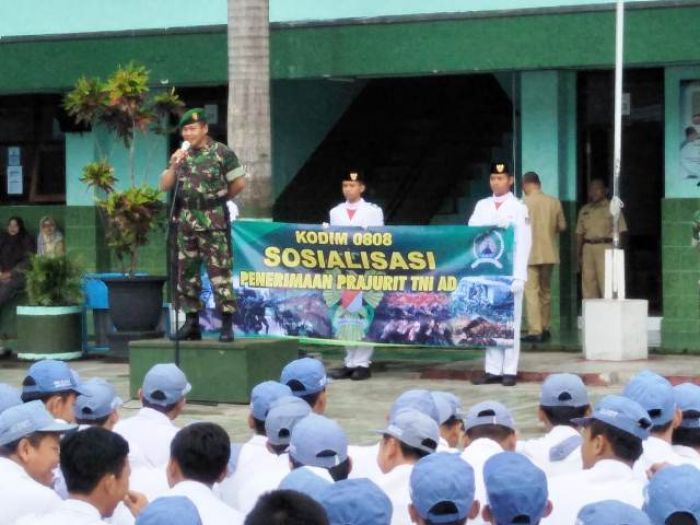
[177,228,236,314]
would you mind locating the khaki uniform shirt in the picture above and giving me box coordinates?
[575,198,627,241]
[523,189,566,265]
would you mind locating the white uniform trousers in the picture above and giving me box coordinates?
[484,289,523,376]
[344,346,374,368]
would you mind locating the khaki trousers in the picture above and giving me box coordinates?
[525,264,554,335]
[581,243,609,299]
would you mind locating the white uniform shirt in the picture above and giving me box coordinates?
[0,457,62,525]
[375,463,414,525]
[633,436,699,478]
[460,438,504,525]
[517,425,583,476]
[347,442,383,480]
[329,198,384,227]
[468,192,532,282]
[543,459,645,525]
[113,408,179,469]
[673,444,700,464]
[167,480,244,525]
[14,498,105,525]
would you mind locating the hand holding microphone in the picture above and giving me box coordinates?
[169,140,191,167]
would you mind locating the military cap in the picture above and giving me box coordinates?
[490,162,511,175]
[179,108,207,128]
[342,170,365,183]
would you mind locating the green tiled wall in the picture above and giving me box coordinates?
[661,198,700,350]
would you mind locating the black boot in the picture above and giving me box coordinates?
[219,312,234,343]
[172,312,202,341]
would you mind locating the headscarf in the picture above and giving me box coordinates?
[37,216,64,257]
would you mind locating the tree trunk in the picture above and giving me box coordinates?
[227,0,272,219]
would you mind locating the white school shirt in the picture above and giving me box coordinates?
[468,192,532,282]
[543,459,645,525]
[113,408,179,469]
[673,444,700,464]
[0,457,62,525]
[14,498,105,525]
[460,438,504,525]
[633,436,699,479]
[375,463,414,525]
[517,425,583,476]
[329,198,384,227]
[167,480,244,525]
[347,442,383,481]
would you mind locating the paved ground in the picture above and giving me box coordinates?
[2,350,698,445]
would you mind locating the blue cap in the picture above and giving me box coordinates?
[0,400,77,445]
[280,358,328,397]
[410,452,476,523]
[265,396,312,446]
[142,364,191,407]
[572,395,652,441]
[289,414,348,469]
[75,378,123,421]
[465,401,515,431]
[250,381,292,421]
[135,496,202,525]
[377,408,440,454]
[389,389,440,424]
[320,478,393,525]
[540,373,589,408]
[0,384,22,414]
[577,500,652,525]
[431,392,463,425]
[484,452,549,525]
[673,383,700,429]
[643,465,700,525]
[279,466,332,500]
[22,360,85,397]
[623,371,676,426]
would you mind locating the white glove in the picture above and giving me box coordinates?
[496,217,510,229]
[322,222,330,230]
[510,279,525,293]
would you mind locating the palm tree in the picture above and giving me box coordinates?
[227,0,272,218]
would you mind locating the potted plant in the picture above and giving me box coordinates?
[16,255,83,360]
[64,62,184,333]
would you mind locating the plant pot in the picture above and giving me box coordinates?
[16,305,83,360]
[103,276,167,333]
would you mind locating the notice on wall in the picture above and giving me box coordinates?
[7,165,23,195]
[7,146,20,166]
[678,81,700,196]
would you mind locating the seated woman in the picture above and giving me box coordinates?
[0,216,36,307]
[37,215,65,257]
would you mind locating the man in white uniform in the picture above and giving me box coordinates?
[328,169,384,381]
[0,401,75,525]
[114,363,191,469]
[518,373,591,476]
[289,413,351,482]
[430,391,465,450]
[280,357,328,413]
[672,383,700,462]
[468,162,532,387]
[543,395,652,524]
[21,359,86,422]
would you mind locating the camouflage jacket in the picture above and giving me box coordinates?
[176,138,244,231]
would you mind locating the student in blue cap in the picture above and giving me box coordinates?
[136,496,203,525]
[21,359,85,423]
[280,358,328,414]
[623,370,687,476]
[74,378,123,430]
[320,478,392,525]
[410,452,480,525]
[461,400,518,524]
[482,452,551,525]
[0,400,76,524]
[543,395,652,525]
[0,383,22,414]
[671,383,700,465]
[245,490,329,525]
[643,464,700,525]
[217,381,292,509]
[113,363,191,469]
[431,391,465,450]
[375,408,440,525]
[577,500,652,525]
[289,413,351,482]
[279,466,332,502]
[518,373,590,476]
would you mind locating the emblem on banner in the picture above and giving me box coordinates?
[470,230,505,270]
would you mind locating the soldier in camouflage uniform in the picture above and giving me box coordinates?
[160,108,246,342]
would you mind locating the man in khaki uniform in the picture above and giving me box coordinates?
[575,179,627,299]
[522,172,567,343]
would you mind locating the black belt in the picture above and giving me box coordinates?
[177,195,227,211]
[584,238,613,245]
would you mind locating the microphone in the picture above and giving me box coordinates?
[181,141,191,152]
